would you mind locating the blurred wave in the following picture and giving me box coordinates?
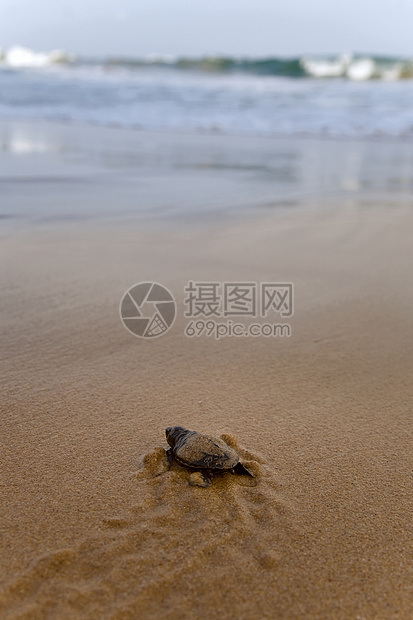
[1,46,413,80]
[2,45,413,139]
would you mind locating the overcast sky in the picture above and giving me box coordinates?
[1,0,412,58]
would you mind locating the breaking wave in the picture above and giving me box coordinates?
[140,53,413,81]
[1,46,413,80]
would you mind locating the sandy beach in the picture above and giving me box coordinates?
[1,120,413,619]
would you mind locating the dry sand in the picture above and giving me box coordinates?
[1,202,413,619]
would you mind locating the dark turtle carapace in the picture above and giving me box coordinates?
[165,426,253,486]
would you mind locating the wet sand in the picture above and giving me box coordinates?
[1,122,413,619]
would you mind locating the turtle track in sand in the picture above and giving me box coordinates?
[0,434,303,620]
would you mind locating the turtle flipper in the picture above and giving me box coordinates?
[233,462,254,477]
[165,448,173,470]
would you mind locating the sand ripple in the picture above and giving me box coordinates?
[0,435,298,619]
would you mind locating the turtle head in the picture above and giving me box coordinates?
[165,426,188,448]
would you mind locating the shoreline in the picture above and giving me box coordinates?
[5,113,413,144]
[1,118,413,231]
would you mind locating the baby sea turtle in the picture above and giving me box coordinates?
[165,426,253,487]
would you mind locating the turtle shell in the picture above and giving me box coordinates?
[166,426,239,471]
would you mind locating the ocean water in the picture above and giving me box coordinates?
[1,46,413,140]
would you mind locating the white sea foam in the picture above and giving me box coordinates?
[0,45,71,68]
[301,54,351,78]
[301,54,413,81]
[302,54,379,80]
[346,58,376,81]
